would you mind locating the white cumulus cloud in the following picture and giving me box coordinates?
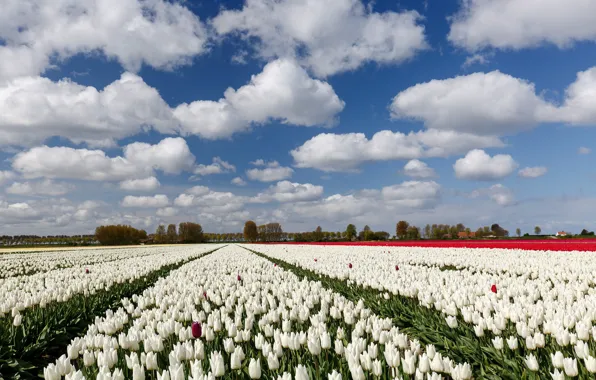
[454,149,518,181]
[13,137,195,181]
[119,177,161,191]
[194,157,236,177]
[291,130,504,172]
[0,73,176,148]
[121,194,169,208]
[6,179,73,196]
[402,159,436,178]
[246,161,294,182]
[448,0,596,52]
[174,59,345,139]
[518,166,547,178]
[390,70,556,136]
[0,0,209,82]
[212,0,427,77]
[253,181,324,203]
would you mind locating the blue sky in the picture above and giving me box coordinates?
[0,0,595,235]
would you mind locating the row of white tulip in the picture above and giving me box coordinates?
[247,244,596,376]
[0,246,168,278]
[1,245,224,319]
[46,245,472,380]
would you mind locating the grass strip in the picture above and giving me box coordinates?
[0,246,224,379]
[243,246,536,380]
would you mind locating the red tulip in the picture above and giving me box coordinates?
[395,265,399,271]
[85,269,89,274]
[491,284,497,293]
[237,274,242,281]
[348,263,353,269]
[191,322,202,338]
[203,291,208,300]
[314,258,318,262]
[274,263,277,267]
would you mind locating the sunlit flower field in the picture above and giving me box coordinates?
[2,243,596,379]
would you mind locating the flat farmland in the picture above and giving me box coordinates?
[2,243,596,379]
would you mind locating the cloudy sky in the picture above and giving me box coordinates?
[1,0,595,236]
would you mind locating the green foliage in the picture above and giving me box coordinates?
[247,247,549,380]
[0,248,220,378]
[94,224,147,245]
[243,220,258,242]
[345,224,357,241]
[178,222,204,243]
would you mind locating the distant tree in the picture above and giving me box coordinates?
[95,224,146,245]
[491,223,507,237]
[396,221,410,239]
[581,229,589,236]
[456,223,465,232]
[423,224,431,239]
[155,225,166,243]
[516,228,521,237]
[406,226,420,240]
[345,224,357,241]
[243,221,258,242]
[178,222,204,243]
[360,225,373,241]
[166,224,177,243]
[534,226,541,235]
[373,231,390,241]
[313,226,324,242]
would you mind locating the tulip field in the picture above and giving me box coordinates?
[2,243,596,379]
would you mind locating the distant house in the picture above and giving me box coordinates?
[555,231,568,237]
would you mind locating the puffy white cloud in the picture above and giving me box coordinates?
[390,71,556,136]
[13,146,142,181]
[579,147,591,155]
[0,201,40,221]
[250,159,266,166]
[291,129,504,172]
[470,184,515,206]
[231,177,247,186]
[0,0,208,82]
[174,187,247,213]
[0,171,16,184]
[246,161,294,182]
[6,179,73,196]
[121,194,169,208]
[555,67,596,125]
[454,149,518,181]
[123,137,196,174]
[212,0,427,77]
[13,137,195,181]
[0,73,176,147]
[381,181,441,208]
[194,157,236,176]
[402,159,436,178]
[279,180,441,223]
[518,166,547,178]
[448,0,596,51]
[120,177,161,191]
[174,59,344,139]
[156,207,179,217]
[253,181,324,203]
